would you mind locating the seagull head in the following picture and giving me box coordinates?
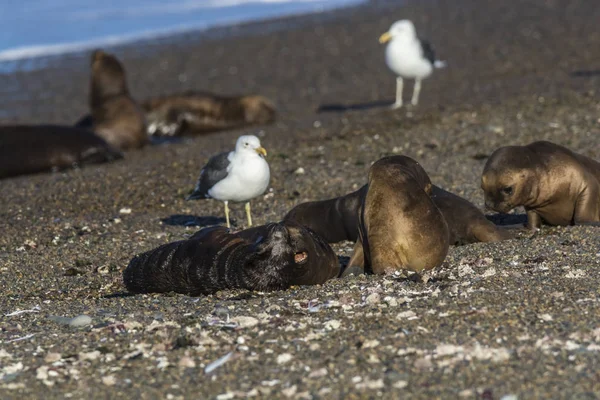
[379,19,417,44]
[236,134,267,158]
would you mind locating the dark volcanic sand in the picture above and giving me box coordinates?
[2,0,600,398]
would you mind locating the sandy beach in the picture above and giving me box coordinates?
[1,0,600,398]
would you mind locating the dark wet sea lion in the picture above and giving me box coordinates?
[76,50,147,151]
[430,186,513,244]
[0,125,122,179]
[123,221,339,296]
[348,156,449,275]
[283,186,364,243]
[142,92,276,137]
[481,140,600,230]
[285,185,511,245]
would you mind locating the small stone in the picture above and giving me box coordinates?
[102,375,117,386]
[44,353,62,363]
[384,296,398,307]
[69,315,92,327]
[362,340,380,349]
[365,293,381,305]
[232,316,259,329]
[236,337,246,345]
[119,208,132,215]
[393,380,408,389]
[294,167,305,175]
[281,385,297,397]
[324,320,341,330]
[538,313,553,322]
[396,311,417,320]
[414,357,433,369]
[308,368,328,378]
[178,356,196,369]
[216,393,235,400]
[277,353,293,364]
[500,395,518,400]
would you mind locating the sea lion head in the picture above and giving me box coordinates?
[481,145,538,213]
[247,222,339,289]
[369,155,432,194]
[240,96,276,125]
[90,49,129,104]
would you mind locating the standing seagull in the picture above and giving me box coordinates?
[379,20,446,109]
[187,135,270,228]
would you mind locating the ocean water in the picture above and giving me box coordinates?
[0,0,364,65]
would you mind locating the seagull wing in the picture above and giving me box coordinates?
[187,151,231,200]
[418,38,437,66]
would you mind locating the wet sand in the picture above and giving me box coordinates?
[1,0,600,398]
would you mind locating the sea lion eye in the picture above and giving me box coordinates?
[294,251,308,264]
[502,186,513,195]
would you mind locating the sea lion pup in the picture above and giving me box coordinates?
[123,221,339,296]
[283,186,365,243]
[79,49,147,151]
[284,185,511,245]
[142,92,276,137]
[348,156,449,275]
[481,140,600,230]
[0,125,122,179]
[430,186,513,244]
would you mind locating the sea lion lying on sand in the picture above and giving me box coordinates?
[284,182,511,245]
[347,156,449,275]
[123,221,339,296]
[76,50,147,151]
[482,140,600,230]
[0,125,122,179]
[142,92,276,137]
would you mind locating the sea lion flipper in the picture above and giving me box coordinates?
[342,239,365,278]
[574,184,600,225]
[470,220,514,242]
[526,210,542,231]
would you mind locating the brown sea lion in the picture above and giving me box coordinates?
[481,140,600,230]
[284,185,511,246]
[348,156,449,275]
[123,221,339,296]
[77,50,147,151]
[142,92,276,137]
[0,125,123,179]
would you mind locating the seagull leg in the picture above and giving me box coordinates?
[391,77,403,109]
[224,201,231,228]
[245,202,253,227]
[411,78,421,106]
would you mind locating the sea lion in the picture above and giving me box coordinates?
[284,185,511,245]
[0,125,123,179]
[481,140,600,230]
[142,92,276,137]
[348,156,449,275]
[76,49,147,151]
[283,186,364,243]
[123,221,339,296]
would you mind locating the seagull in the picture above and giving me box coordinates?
[187,134,270,228]
[379,20,446,109]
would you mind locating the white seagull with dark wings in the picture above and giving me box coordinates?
[379,19,446,109]
[187,135,270,228]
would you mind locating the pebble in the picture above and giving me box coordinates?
[276,353,293,364]
[119,208,132,215]
[294,167,306,175]
[69,315,93,327]
[232,316,259,329]
[324,320,341,330]
[365,293,381,305]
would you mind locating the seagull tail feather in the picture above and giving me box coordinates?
[434,60,447,69]
[186,188,207,201]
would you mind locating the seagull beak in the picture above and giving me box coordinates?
[379,32,392,44]
[255,146,267,157]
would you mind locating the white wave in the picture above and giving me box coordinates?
[0,0,364,64]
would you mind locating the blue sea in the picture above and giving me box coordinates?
[0,0,364,65]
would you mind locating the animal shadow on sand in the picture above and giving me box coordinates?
[485,213,527,227]
[570,70,600,77]
[161,214,227,227]
[317,100,394,113]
